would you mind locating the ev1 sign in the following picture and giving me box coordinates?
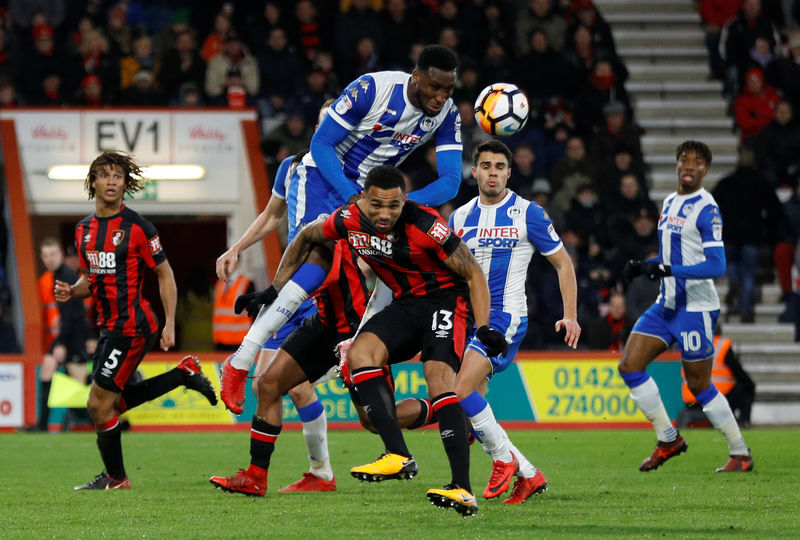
[84,112,169,163]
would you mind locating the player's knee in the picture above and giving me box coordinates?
[254,373,280,403]
[346,341,372,370]
[307,244,333,272]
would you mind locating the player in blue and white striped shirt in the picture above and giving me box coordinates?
[620,140,753,473]
[450,140,581,503]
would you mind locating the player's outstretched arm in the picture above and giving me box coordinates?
[55,272,90,302]
[216,195,287,281]
[270,218,329,291]
[443,242,490,328]
[546,246,581,349]
[407,149,461,207]
[153,260,177,351]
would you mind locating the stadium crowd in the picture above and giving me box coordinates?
[1,0,800,351]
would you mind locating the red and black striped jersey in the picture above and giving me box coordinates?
[322,200,464,299]
[314,240,369,333]
[75,205,166,336]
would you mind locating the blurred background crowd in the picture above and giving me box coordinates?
[1,0,800,353]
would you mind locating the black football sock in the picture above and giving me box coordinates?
[352,368,410,457]
[250,416,281,470]
[96,417,125,479]
[37,381,51,429]
[120,369,184,411]
[432,392,471,492]
[407,398,434,429]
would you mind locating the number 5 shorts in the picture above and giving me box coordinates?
[92,329,158,392]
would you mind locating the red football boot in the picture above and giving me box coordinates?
[220,355,248,414]
[715,454,754,472]
[177,355,218,406]
[483,455,519,499]
[209,465,267,496]
[502,469,548,504]
[278,472,337,493]
[639,434,688,472]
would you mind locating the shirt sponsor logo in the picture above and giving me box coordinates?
[664,216,685,232]
[348,231,393,256]
[391,131,422,145]
[86,251,117,274]
[427,220,451,244]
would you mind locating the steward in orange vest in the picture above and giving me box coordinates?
[213,275,254,348]
[681,336,735,404]
[38,270,60,350]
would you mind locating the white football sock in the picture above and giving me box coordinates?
[702,392,749,456]
[302,413,333,481]
[229,338,261,371]
[629,377,678,443]
[230,281,310,372]
[506,438,538,478]
[468,403,513,463]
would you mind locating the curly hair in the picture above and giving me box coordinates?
[675,140,712,167]
[84,151,147,200]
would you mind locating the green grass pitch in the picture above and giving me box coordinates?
[3,427,799,538]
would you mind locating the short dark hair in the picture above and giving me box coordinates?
[364,165,406,192]
[85,151,146,200]
[416,44,458,73]
[473,139,512,165]
[675,140,712,167]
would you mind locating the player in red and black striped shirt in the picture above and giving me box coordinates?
[55,151,217,491]
[242,165,506,515]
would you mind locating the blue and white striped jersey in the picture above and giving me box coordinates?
[655,188,723,312]
[449,191,562,317]
[303,71,461,190]
[269,155,308,242]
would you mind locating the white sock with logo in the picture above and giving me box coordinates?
[506,438,538,478]
[230,281,309,371]
[303,414,333,481]
[629,377,678,443]
[468,403,513,463]
[702,392,749,456]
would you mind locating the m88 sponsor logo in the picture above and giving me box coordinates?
[86,250,117,274]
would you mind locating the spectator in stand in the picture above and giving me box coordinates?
[515,29,574,112]
[349,36,381,81]
[175,81,204,107]
[734,67,779,147]
[120,35,160,91]
[292,67,337,128]
[478,40,512,88]
[616,206,660,277]
[512,143,548,197]
[76,28,119,104]
[75,73,103,106]
[774,33,800,112]
[104,3,132,59]
[120,69,165,106]
[0,76,21,107]
[7,0,66,33]
[31,71,67,106]
[245,2,283,55]
[421,0,463,46]
[154,8,192,59]
[564,182,606,244]
[255,26,302,118]
[22,23,71,102]
[158,29,206,105]
[596,145,648,197]
[712,147,783,322]
[201,11,232,63]
[741,36,781,88]
[206,29,259,102]
[380,0,419,70]
[587,290,631,351]
[720,0,781,98]
[574,59,633,137]
[754,100,800,187]
[550,135,598,212]
[515,0,567,56]
[453,61,481,103]
[699,0,743,80]
[263,108,312,163]
[582,234,616,299]
[565,0,618,60]
[776,181,800,310]
[605,173,658,237]
[624,251,661,322]
[335,0,382,83]
[589,100,643,171]
[471,1,514,63]
[563,25,596,87]
[290,0,333,64]
[0,301,20,353]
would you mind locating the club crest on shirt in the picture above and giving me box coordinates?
[507,207,522,218]
[420,117,436,132]
[680,203,694,216]
[427,220,451,244]
[111,229,125,246]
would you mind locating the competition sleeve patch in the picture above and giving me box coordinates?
[148,235,163,256]
[427,219,451,244]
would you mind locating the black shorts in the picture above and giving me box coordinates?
[92,330,157,392]
[50,333,89,364]
[281,314,355,383]
[359,287,472,373]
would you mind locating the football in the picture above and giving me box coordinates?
[473,83,529,136]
